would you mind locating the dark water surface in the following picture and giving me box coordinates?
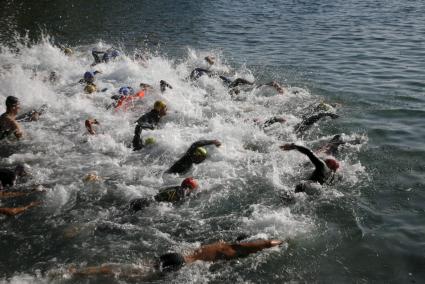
[1,0,425,283]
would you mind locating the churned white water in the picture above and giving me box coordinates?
[0,38,366,283]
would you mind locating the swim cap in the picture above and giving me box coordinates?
[325,158,340,171]
[144,137,156,145]
[119,87,134,96]
[154,100,167,112]
[83,71,95,82]
[181,177,198,190]
[84,84,97,94]
[5,96,19,107]
[159,253,185,271]
[15,164,29,176]
[111,50,119,58]
[63,48,73,55]
[194,147,207,158]
[318,102,332,111]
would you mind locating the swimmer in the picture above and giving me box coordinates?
[109,86,145,110]
[189,68,253,90]
[0,164,28,189]
[132,101,167,151]
[66,238,284,278]
[139,83,153,91]
[166,139,221,174]
[0,201,41,216]
[257,116,287,128]
[316,134,364,156]
[205,55,215,65]
[16,104,48,123]
[159,238,284,271]
[262,80,287,95]
[79,71,101,85]
[0,96,24,140]
[85,119,99,135]
[160,80,172,93]
[280,143,340,195]
[294,112,339,134]
[91,49,120,66]
[129,177,199,211]
[63,48,73,56]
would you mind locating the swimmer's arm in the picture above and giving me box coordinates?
[263,117,286,127]
[233,239,284,256]
[71,265,114,277]
[11,120,23,139]
[0,201,41,216]
[0,191,31,199]
[189,140,221,152]
[281,144,325,170]
[263,81,286,94]
[301,112,339,127]
[293,144,326,170]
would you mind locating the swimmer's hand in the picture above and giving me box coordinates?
[213,140,221,147]
[280,143,296,151]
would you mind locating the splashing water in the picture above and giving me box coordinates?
[0,37,366,283]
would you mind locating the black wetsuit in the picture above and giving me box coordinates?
[262,117,285,128]
[189,68,253,88]
[166,140,217,174]
[0,168,16,188]
[132,109,161,151]
[130,186,189,212]
[293,145,333,185]
[294,112,339,134]
[190,68,212,80]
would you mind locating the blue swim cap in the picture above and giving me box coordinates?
[118,86,134,96]
[111,50,119,58]
[84,71,95,82]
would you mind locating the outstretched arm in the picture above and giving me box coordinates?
[229,78,254,88]
[0,201,41,216]
[188,140,221,153]
[263,81,286,94]
[295,112,339,133]
[281,143,325,170]
[263,117,286,128]
[232,239,284,256]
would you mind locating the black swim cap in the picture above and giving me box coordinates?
[159,253,185,271]
[6,96,19,108]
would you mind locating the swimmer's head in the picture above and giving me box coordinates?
[84,84,97,94]
[154,100,167,116]
[5,96,20,110]
[158,253,185,271]
[181,177,198,191]
[205,56,215,65]
[111,50,119,58]
[83,71,95,83]
[15,164,29,177]
[119,87,133,96]
[192,147,207,163]
[144,137,156,145]
[325,158,340,171]
[63,48,73,56]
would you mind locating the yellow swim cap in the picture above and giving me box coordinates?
[84,84,97,94]
[194,147,207,158]
[154,100,167,112]
[63,48,73,55]
[145,137,156,145]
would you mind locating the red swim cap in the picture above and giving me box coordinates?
[325,159,340,171]
[181,177,198,190]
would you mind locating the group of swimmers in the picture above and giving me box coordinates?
[0,47,358,278]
